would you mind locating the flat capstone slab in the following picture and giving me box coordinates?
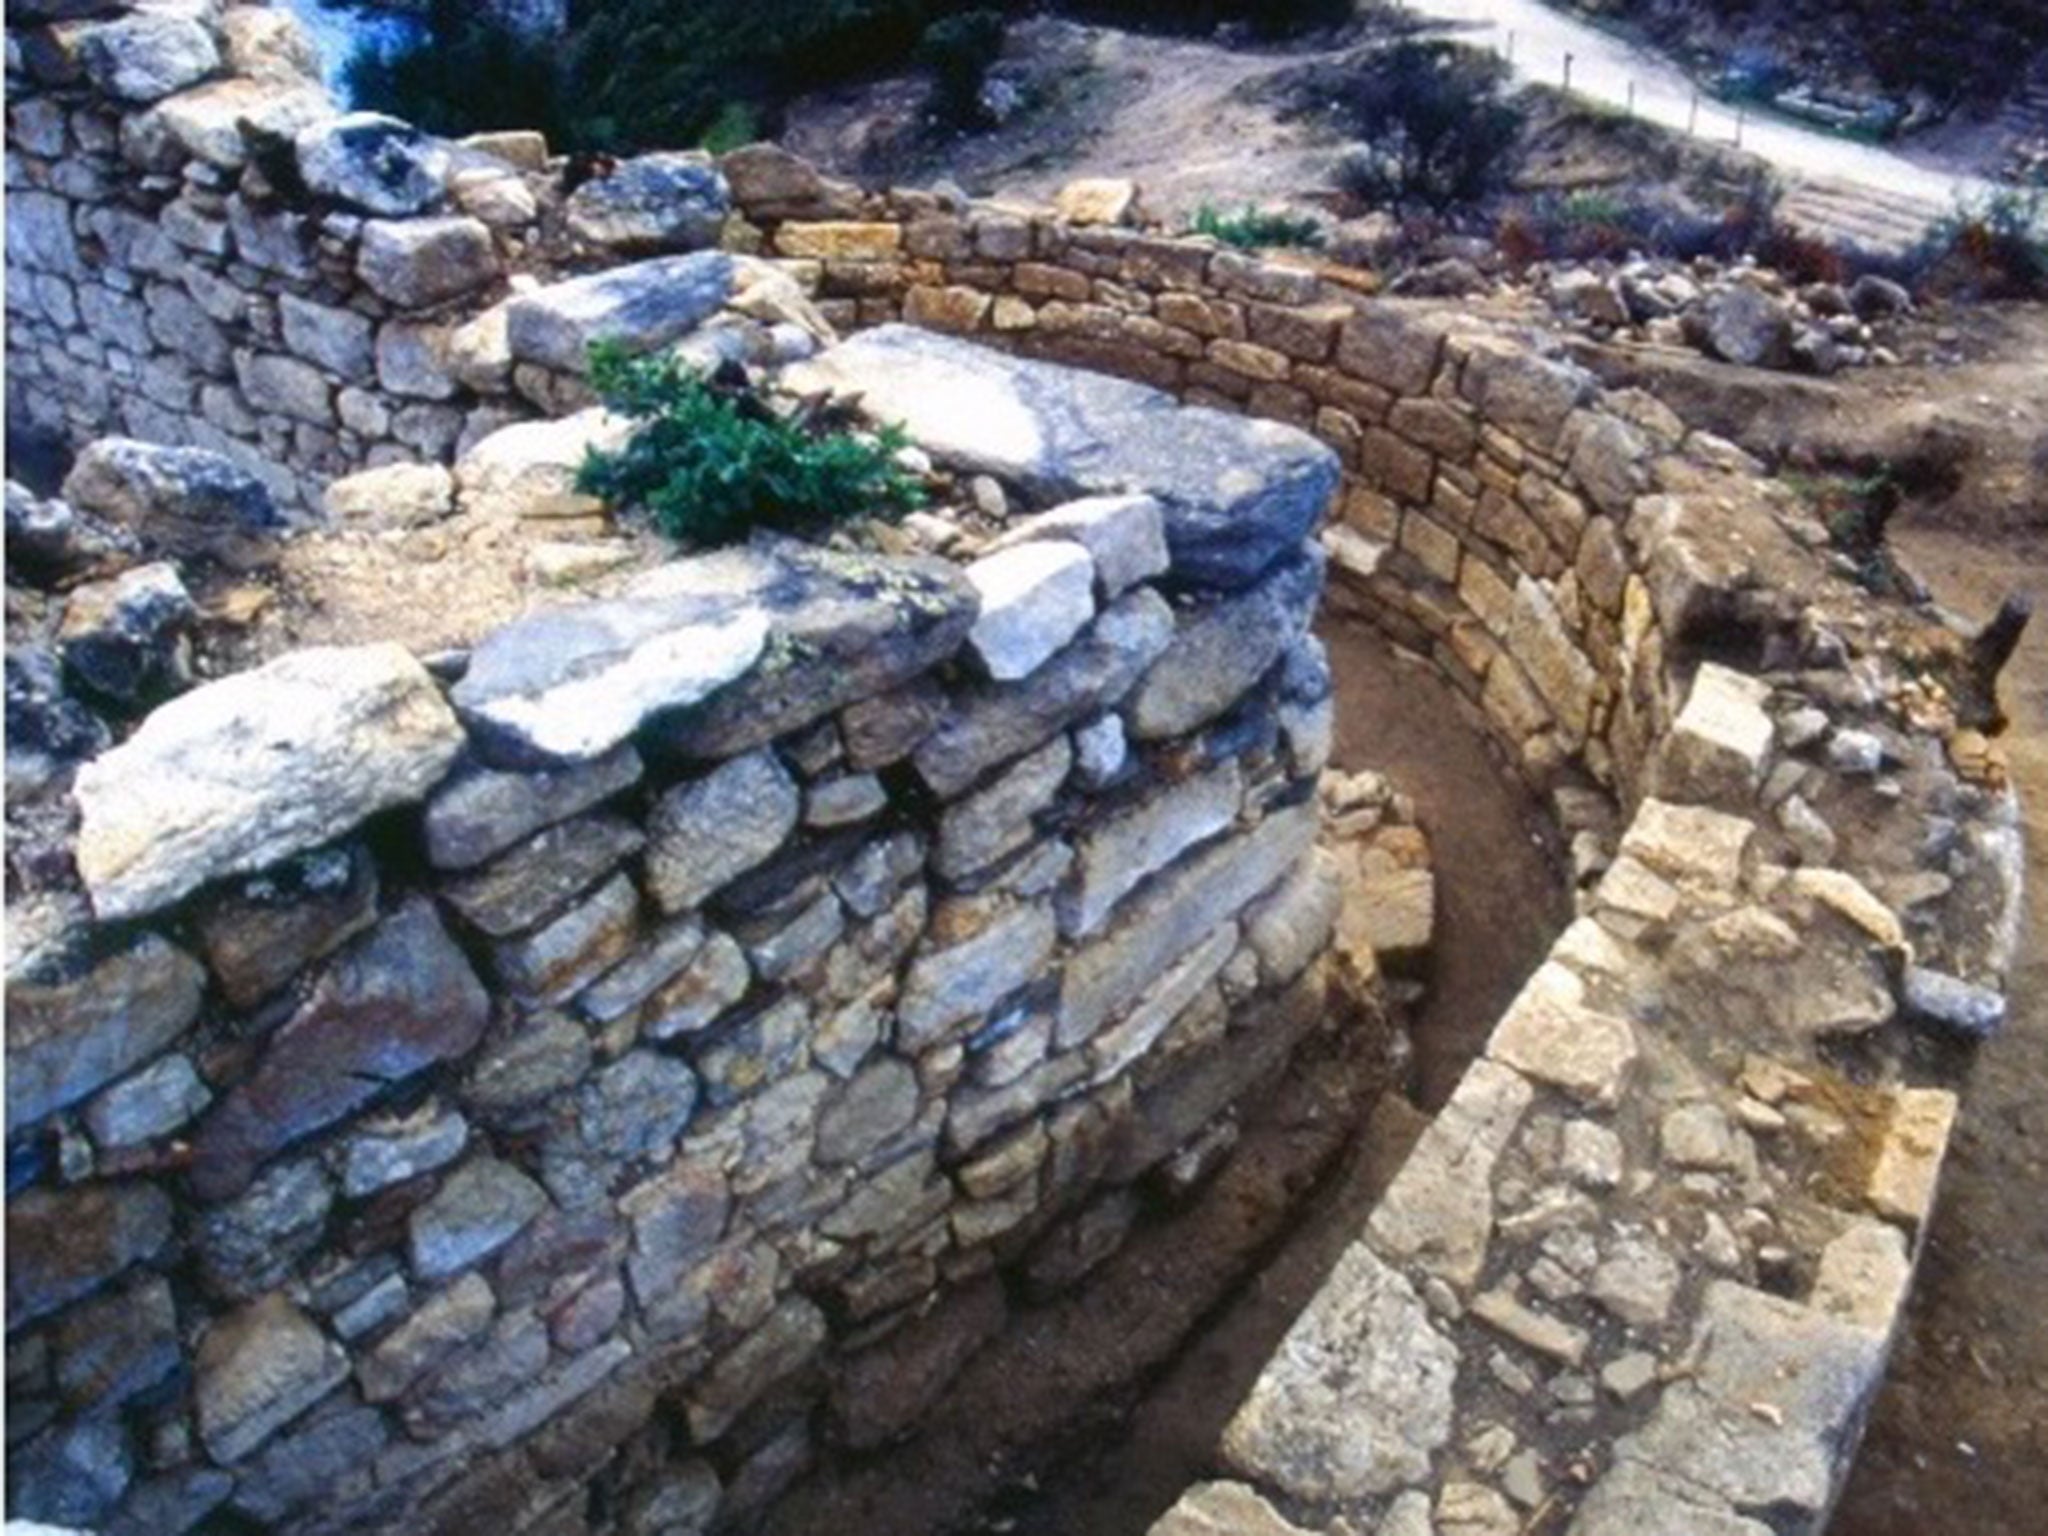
[504,251,736,373]
[783,325,1340,590]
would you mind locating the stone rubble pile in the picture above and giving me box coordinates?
[1533,257,1915,375]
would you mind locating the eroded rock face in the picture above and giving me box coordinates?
[74,644,466,920]
[77,13,219,102]
[784,326,1339,590]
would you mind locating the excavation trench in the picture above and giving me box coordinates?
[755,618,1572,1536]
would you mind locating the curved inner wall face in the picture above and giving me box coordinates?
[1,8,2026,1536]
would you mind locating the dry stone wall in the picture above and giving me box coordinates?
[3,5,2029,1535]
[5,413,1345,1535]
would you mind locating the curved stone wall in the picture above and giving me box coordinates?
[4,6,2028,1535]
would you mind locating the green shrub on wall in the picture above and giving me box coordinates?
[576,345,927,546]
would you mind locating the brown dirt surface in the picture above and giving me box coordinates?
[1831,518,2048,1535]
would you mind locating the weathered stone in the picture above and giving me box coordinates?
[935,735,1072,879]
[456,407,631,522]
[1063,760,1245,938]
[191,901,489,1201]
[339,1100,470,1197]
[1699,284,1794,369]
[7,1414,134,1529]
[51,1272,179,1411]
[1222,1242,1458,1500]
[786,326,1339,589]
[899,900,1058,1050]
[79,12,218,101]
[815,1058,920,1167]
[6,931,205,1129]
[442,813,643,938]
[460,1013,595,1129]
[1054,176,1141,226]
[1367,1057,1531,1290]
[85,1052,211,1149]
[358,1271,494,1403]
[227,1397,389,1525]
[505,252,736,373]
[1128,548,1323,740]
[1244,849,1342,986]
[357,215,499,309]
[492,870,641,1003]
[191,842,379,1009]
[1608,1282,1884,1519]
[194,1156,334,1299]
[645,750,802,913]
[964,541,1096,682]
[541,1050,701,1202]
[1592,1232,1682,1327]
[1657,663,1773,804]
[410,1156,552,1281]
[1618,799,1753,894]
[915,588,1176,798]
[1471,1286,1590,1365]
[1867,1087,1957,1225]
[57,561,195,709]
[296,112,449,217]
[1901,965,2006,1038]
[1487,964,1637,1106]
[61,436,282,562]
[636,931,753,1041]
[279,293,375,382]
[1061,800,1314,1044]
[1506,575,1598,745]
[1660,1102,1746,1172]
[453,578,769,768]
[1811,1219,1910,1331]
[622,1155,730,1307]
[74,644,464,921]
[567,152,731,251]
[426,744,643,870]
[989,494,1171,600]
[6,1182,172,1330]
[322,461,456,528]
[195,1293,351,1466]
[644,542,979,759]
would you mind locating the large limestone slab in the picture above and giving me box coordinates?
[785,326,1339,589]
[452,573,769,766]
[1655,662,1774,805]
[1221,1242,1458,1501]
[74,644,465,921]
[505,252,736,373]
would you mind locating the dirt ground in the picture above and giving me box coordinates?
[1830,521,2048,1534]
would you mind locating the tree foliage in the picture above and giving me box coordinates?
[1332,42,1523,215]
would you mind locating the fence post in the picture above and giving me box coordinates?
[1563,52,1574,93]
[1688,89,1700,136]
[1735,105,1746,148]
[1627,80,1636,119]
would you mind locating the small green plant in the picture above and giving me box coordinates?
[576,343,926,546]
[1190,204,1326,250]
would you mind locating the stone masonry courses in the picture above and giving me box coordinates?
[2,5,2026,1535]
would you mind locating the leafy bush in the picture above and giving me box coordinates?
[342,0,563,140]
[1190,204,1325,250]
[1059,0,1354,39]
[1331,42,1523,214]
[920,10,1007,128]
[576,344,926,546]
[1910,190,2048,301]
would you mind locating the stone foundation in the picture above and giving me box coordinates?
[3,6,2028,1535]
